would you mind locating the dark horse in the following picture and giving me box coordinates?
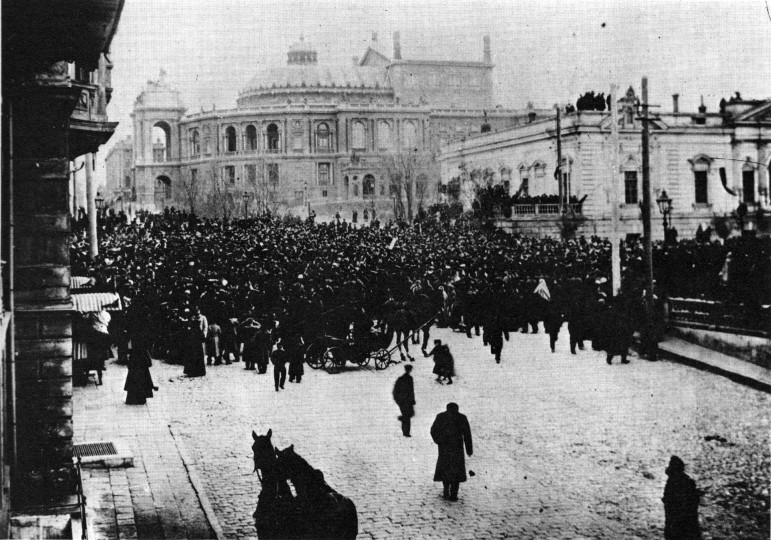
[252,430,358,540]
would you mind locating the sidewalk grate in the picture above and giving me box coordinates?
[73,442,118,458]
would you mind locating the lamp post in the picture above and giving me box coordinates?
[242,190,251,218]
[95,191,105,211]
[656,189,673,243]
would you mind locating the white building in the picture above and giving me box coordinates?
[438,89,771,239]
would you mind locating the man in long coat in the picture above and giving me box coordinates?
[430,402,473,501]
[662,455,702,539]
[392,364,415,437]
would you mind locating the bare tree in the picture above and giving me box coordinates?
[204,161,236,221]
[176,167,206,215]
[380,150,435,221]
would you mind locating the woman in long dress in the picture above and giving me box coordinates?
[125,324,156,404]
[182,314,207,377]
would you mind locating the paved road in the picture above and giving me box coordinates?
[135,327,769,539]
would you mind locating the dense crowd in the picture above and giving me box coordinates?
[70,209,768,371]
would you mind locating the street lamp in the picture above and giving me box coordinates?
[242,190,251,218]
[95,191,105,210]
[656,189,673,243]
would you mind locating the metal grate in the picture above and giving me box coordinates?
[73,442,117,458]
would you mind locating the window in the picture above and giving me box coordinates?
[224,166,236,185]
[294,190,304,204]
[403,121,417,150]
[742,169,755,203]
[190,130,200,156]
[191,168,198,187]
[363,174,375,197]
[322,190,328,197]
[353,184,359,196]
[694,170,708,203]
[352,121,366,150]
[157,176,172,198]
[268,163,279,186]
[245,164,256,185]
[267,124,280,152]
[534,163,546,178]
[318,163,330,186]
[225,126,237,153]
[377,121,392,150]
[519,166,529,196]
[381,184,386,196]
[624,171,638,204]
[316,123,330,151]
[245,125,258,151]
[124,175,131,188]
[204,138,212,154]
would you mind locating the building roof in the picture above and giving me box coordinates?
[243,64,390,92]
[134,69,186,110]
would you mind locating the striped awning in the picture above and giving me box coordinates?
[71,276,96,291]
[71,293,122,313]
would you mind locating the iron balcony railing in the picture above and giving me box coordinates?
[511,203,582,216]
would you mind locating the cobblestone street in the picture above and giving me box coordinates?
[87,327,769,539]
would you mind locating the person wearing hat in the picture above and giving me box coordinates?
[662,456,702,539]
[240,318,261,371]
[392,364,416,437]
[270,340,288,391]
[430,403,473,501]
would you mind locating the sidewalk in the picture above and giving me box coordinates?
[73,359,219,540]
[652,334,771,393]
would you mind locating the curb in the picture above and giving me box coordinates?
[169,424,227,540]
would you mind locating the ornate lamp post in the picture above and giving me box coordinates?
[242,190,251,218]
[655,189,673,243]
[95,192,105,211]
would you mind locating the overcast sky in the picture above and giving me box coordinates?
[97,0,771,182]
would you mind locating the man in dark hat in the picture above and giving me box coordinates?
[430,403,473,501]
[271,340,288,392]
[662,455,702,539]
[392,364,415,437]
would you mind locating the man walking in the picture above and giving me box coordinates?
[430,402,473,501]
[392,364,415,437]
[271,340,288,391]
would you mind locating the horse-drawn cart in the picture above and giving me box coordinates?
[305,320,394,373]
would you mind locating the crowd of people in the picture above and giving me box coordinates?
[69,207,768,386]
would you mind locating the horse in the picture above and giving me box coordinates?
[382,298,417,362]
[275,445,358,540]
[251,430,358,540]
[251,429,297,539]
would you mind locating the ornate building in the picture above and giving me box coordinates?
[109,33,544,219]
[438,89,771,239]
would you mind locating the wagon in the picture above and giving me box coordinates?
[305,320,395,373]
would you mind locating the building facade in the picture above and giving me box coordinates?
[2,0,124,526]
[438,88,771,239]
[109,33,545,220]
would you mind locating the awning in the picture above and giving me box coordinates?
[71,293,122,313]
[71,276,96,291]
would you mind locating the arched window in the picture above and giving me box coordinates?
[245,125,258,151]
[690,156,711,204]
[363,174,375,197]
[518,165,529,197]
[403,121,417,150]
[742,159,756,203]
[267,123,280,152]
[377,121,392,150]
[152,121,172,162]
[225,126,237,153]
[156,175,172,199]
[351,121,366,150]
[190,129,200,156]
[316,123,330,151]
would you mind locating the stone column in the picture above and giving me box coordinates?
[10,62,78,507]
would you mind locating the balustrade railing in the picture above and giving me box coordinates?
[511,203,582,216]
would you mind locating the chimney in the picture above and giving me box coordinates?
[483,35,491,63]
[672,93,679,113]
[393,31,402,60]
[372,32,378,42]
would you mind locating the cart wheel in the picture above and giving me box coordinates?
[323,348,339,373]
[305,342,324,369]
[373,349,390,370]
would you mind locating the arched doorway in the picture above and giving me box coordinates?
[152,121,172,162]
[267,124,280,152]
[155,175,172,208]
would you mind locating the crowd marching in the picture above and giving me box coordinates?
[70,208,769,395]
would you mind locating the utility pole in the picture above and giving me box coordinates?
[86,152,98,260]
[641,77,656,359]
[555,105,563,213]
[609,84,622,296]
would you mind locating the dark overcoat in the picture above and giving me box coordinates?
[663,472,702,540]
[430,410,473,483]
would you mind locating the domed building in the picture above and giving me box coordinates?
[107,33,540,220]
